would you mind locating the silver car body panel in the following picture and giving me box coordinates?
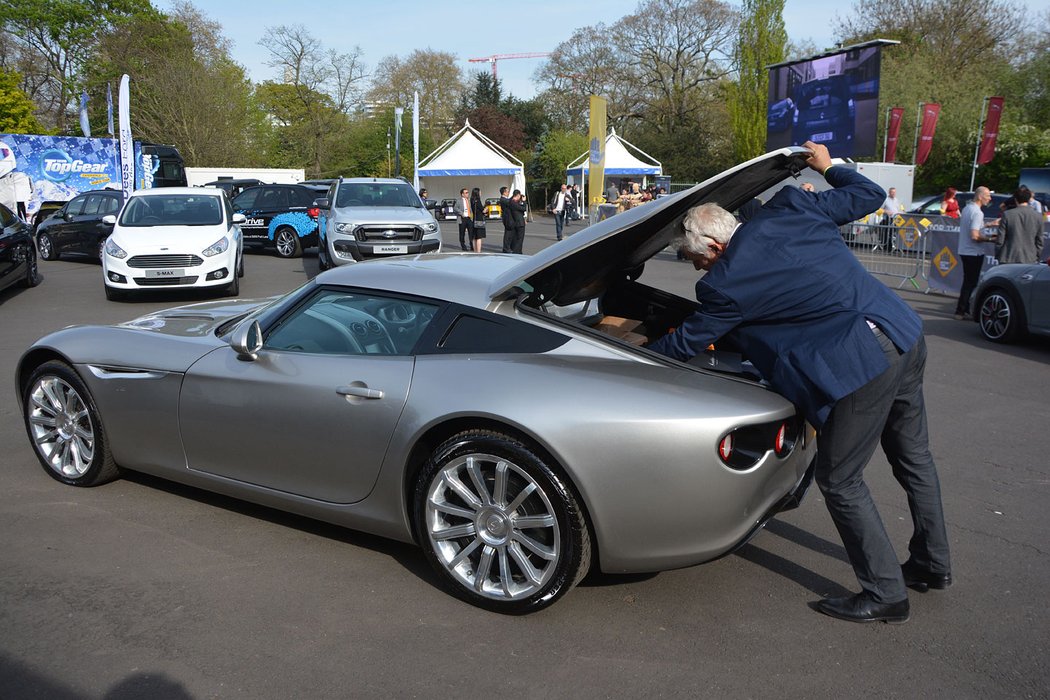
[973,262,1050,335]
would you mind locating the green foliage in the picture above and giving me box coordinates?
[0,69,45,133]
[531,130,588,187]
[728,0,786,161]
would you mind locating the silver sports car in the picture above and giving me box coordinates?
[17,149,818,613]
[972,260,1050,343]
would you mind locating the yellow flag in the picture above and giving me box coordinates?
[588,95,607,209]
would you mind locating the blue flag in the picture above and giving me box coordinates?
[79,90,91,137]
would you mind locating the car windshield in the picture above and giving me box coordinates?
[120,195,224,227]
[335,183,422,209]
[796,78,848,110]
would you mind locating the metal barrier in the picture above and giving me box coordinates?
[839,220,926,290]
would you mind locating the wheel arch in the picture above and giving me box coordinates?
[400,415,601,572]
[15,348,75,407]
[978,282,1028,332]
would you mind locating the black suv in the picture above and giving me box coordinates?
[230,183,328,258]
[35,189,125,262]
[1,202,40,294]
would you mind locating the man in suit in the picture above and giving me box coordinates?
[647,142,950,624]
[453,187,473,251]
[499,186,516,253]
[504,189,527,254]
[996,187,1044,264]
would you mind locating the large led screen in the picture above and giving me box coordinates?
[765,45,882,159]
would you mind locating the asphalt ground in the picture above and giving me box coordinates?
[1,215,1048,699]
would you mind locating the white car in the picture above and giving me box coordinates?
[101,188,244,301]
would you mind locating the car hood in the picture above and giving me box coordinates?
[331,207,434,223]
[111,224,231,251]
[117,296,277,337]
[488,147,811,305]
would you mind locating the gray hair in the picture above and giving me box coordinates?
[674,203,738,255]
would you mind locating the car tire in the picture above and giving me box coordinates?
[38,232,58,261]
[317,242,330,271]
[225,268,240,296]
[414,429,592,614]
[274,227,302,259]
[23,360,120,487]
[977,287,1024,343]
[103,283,124,301]
[237,252,245,278]
[20,246,40,288]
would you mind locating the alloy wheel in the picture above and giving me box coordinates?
[424,452,561,601]
[27,375,96,479]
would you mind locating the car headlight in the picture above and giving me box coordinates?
[335,223,353,233]
[202,236,229,257]
[104,238,127,259]
[424,222,438,233]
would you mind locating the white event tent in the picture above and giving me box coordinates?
[565,128,662,197]
[417,120,526,203]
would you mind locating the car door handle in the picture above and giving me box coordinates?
[336,385,384,400]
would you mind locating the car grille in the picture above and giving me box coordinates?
[354,225,422,242]
[127,254,203,268]
[132,276,201,286]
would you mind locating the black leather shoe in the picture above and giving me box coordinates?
[816,592,910,624]
[901,560,952,592]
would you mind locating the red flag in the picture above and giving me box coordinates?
[976,97,1004,165]
[885,107,904,162]
[915,103,940,165]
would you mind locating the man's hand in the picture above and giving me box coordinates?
[803,141,833,175]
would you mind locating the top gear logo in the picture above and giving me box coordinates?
[41,148,109,182]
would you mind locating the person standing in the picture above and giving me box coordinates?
[498,186,515,253]
[549,183,568,241]
[880,187,902,250]
[505,189,527,254]
[454,187,474,251]
[605,180,619,204]
[996,187,1044,264]
[469,187,485,253]
[647,141,951,624]
[954,186,995,319]
[940,187,960,218]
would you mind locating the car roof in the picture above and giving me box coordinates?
[131,187,224,197]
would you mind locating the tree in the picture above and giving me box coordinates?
[86,2,260,167]
[0,0,155,131]
[728,0,786,161]
[530,129,588,200]
[0,69,45,132]
[258,25,366,176]
[367,49,466,142]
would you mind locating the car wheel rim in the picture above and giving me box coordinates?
[39,236,51,259]
[276,231,295,256]
[425,452,560,601]
[979,293,1010,339]
[27,376,95,478]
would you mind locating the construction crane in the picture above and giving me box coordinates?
[468,52,551,80]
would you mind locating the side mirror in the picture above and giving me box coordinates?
[64,211,74,221]
[425,199,438,210]
[232,213,246,224]
[231,319,263,361]
[314,197,330,209]
[102,215,116,225]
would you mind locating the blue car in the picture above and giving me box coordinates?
[231,183,329,258]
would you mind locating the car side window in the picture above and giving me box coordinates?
[65,196,87,217]
[0,203,14,227]
[82,195,102,216]
[258,187,283,209]
[233,188,258,210]
[294,188,315,207]
[100,196,121,215]
[264,288,441,356]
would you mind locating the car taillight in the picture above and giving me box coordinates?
[718,418,800,470]
[308,207,319,218]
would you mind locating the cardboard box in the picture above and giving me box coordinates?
[594,316,646,345]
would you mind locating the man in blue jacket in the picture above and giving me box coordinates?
[648,142,951,624]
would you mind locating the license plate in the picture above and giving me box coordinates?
[812,132,834,142]
[375,245,408,254]
[145,268,184,278]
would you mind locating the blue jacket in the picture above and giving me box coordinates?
[648,166,922,428]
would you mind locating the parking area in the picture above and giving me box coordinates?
[1,216,1048,698]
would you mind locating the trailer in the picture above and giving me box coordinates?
[185,167,305,188]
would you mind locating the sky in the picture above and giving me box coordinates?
[155,0,857,100]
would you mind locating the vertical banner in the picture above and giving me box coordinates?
[976,96,1004,165]
[118,74,134,198]
[587,95,607,208]
[106,83,114,136]
[885,107,904,162]
[393,107,403,177]
[412,91,419,191]
[79,90,91,137]
[915,103,940,165]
